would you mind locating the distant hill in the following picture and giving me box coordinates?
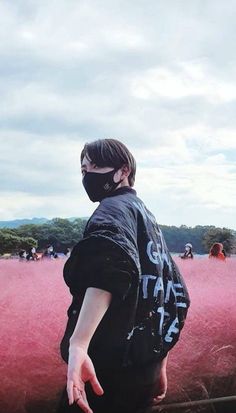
[0,217,88,229]
[0,218,49,228]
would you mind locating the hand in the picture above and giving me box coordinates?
[152,366,167,404]
[67,345,104,413]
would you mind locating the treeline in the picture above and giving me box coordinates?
[0,218,87,255]
[0,218,235,255]
[160,224,235,254]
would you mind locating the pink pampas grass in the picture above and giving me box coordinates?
[0,257,235,413]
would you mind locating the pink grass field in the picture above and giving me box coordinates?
[0,257,235,413]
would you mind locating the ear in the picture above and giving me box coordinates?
[120,164,130,179]
[113,164,131,183]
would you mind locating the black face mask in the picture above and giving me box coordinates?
[82,169,122,202]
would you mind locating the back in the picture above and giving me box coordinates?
[125,197,190,365]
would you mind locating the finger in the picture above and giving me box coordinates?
[156,392,166,399]
[73,386,82,404]
[81,390,92,412]
[90,375,104,396]
[67,378,81,405]
[76,391,93,413]
[67,379,75,405]
[153,393,166,404]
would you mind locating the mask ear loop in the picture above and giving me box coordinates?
[113,169,124,186]
[114,165,128,186]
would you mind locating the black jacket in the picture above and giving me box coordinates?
[62,187,190,368]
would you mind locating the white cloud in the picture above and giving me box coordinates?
[0,0,236,228]
[0,1,147,64]
[130,62,236,103]
[135,143,236,224]
[0,131,84,194]
[0,191,96,221]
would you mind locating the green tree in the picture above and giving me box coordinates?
[14,218,88,252]
[4,220,235,255]
[202,227,235,254]
[19,237,38,252]
[0,230,37,254]
[72,218,87,243]
[160,224,213,254]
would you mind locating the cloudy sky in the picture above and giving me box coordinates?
[0,0,236,228]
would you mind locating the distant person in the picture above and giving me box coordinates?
[42,245,58,259]
[222,248,226,257]
[209,243,226,261]
[180,243,193,259]
[19,250,27,260]
[42,245,51,258]
[64,248,71,258]
[48,245,54,258]
[31,247,39,260]
[49,245,59,258]
[26,246,39,261]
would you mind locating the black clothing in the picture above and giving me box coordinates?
[61,187,190,369]
[61,241,139,369]
[59,187,190,412]
[181,249,193,259]
[57,361,162,413]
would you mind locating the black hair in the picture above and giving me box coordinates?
[80,138,136,186]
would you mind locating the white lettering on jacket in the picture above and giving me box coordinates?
[132,200,157,225]
[141,274,187,307]
[141,275,164,299]
[164,317,179,343]
[129,199,185,345]
[146,239,172,271]
[138,273,186,343]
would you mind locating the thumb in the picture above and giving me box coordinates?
[90,374,104,396]
[153,393,166,404]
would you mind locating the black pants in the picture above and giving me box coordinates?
[56,361,161,413]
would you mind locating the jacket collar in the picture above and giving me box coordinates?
[104,186,137,199]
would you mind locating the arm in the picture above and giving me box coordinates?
[153,353,168,404]
[67,287,112,412]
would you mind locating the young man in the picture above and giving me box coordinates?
[58,139,190,413]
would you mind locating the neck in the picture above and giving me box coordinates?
[116,178,130,189]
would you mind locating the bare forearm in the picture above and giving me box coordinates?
[160,353,168,370]
[69,287,112,351]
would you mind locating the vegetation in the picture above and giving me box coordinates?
[0,229,37,254]
[202,227,236,254]
[14,218,87,252]
[160,224,211,254]
[0,218,235,255]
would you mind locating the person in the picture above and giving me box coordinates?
[26,246,39,261]
[42,245,58,259]
[19,249,27,260]
[58,139,190,413]
[209,242,226,261]
[64,248,71,258]
[180,243,193,259]
[48,245,54,258]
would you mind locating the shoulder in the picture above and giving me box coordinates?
[99,188,139,218]
[219,253,226,260]
[84,191,137,236]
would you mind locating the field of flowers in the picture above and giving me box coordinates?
[0,257,235,413]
